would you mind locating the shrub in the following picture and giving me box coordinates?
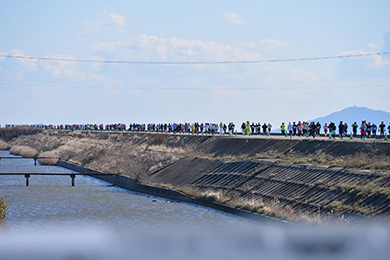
[38,151,59,165]
[10,146,37,158]
[198,190,222,202]
[0,140,9,150]
[0,196,6,224]
[9,146,22,155]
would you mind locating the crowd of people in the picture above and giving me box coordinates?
[280,121,390,140]
[3,120,390,140]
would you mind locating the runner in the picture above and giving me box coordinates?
[292,122,297,136]
[379,121,386,137]
[288,122,293,139]
[352,122,358,137]
[360,121,367,140]
[367,122,372,138]
[316,122,321,136]
[267,123,272,135]
[262,123,267,135]
[324,123,329,137]
[372,123,377,138]
[338,121,345,140]
[280,122,286,135]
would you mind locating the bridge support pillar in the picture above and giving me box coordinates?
[70,174,75,186]
[25,174,30,186]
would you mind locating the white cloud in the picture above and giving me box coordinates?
[84,10,127,32]
[89,41,127,52]
[109,11,125,26]
[246,38,292,51]
[11,50,37,72]
[42,54,102,81]
[89,34,257,62]
[336,46,390,78]
[88,34,317,87]
[222,12,248,25]
[0,51,8,62]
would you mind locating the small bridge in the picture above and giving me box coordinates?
[0,156,60,166]
[0,173,116,186]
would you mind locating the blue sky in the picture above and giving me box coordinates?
[1,0,390,126]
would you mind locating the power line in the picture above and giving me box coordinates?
[0,51,389,65]
[1,82,390,91]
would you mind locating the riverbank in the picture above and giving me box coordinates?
[2,127,390,223]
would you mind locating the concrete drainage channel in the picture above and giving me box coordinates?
[152,158,390,220]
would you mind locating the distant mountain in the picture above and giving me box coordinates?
[308,106,390,127]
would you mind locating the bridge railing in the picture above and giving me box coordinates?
[0,156,60,166]
[0,172,116,186]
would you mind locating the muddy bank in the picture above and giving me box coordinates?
[2,128,390,223]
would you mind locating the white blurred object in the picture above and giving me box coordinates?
[0,224,389,260]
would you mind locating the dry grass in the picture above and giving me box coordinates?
[0,196,6,224]
[198,190,223,202]
[178,186,331,224]
[9,146,22,155]
[147,135,168,146]
[177,187,228,203]
[38,151,59,165]
[0,140,9,150]
[10,146,37,158]
[0,126,42,142]
[20,147,38,158]
[236,198,331,224]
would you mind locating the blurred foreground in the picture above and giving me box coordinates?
[1,224,389,260]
